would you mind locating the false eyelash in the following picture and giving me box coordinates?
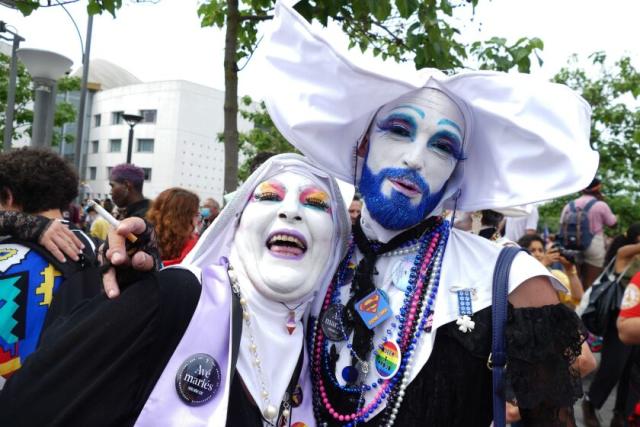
[304,197,330,211]
[254,192,281,202]
[428,131,466,161]
[376,114,416,139]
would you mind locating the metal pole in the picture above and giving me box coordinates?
[74,13,93,178]
[3,34,24,151]
[59,90,69,156]
[126,125,134,164]
[31,78,55,147]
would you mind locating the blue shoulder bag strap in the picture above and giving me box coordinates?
[491,246,524,427]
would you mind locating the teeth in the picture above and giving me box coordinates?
[268,234,305,249]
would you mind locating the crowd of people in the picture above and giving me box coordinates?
[0,2,639,426]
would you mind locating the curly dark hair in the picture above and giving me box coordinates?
[517,234,544,250]
[0,147,78,214]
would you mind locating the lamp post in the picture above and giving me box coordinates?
[16,48,72,148]
[0,21,25,152]
[123,113,143,164]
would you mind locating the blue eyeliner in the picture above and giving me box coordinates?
[427,130,465,160]
[376,113,417,140]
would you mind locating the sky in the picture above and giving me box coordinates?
[2,0,639,100]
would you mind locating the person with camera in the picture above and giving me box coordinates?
[517,234,585,308]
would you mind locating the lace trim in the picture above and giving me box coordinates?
[0,211,51,242]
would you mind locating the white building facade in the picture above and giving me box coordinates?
[84,78,249,202]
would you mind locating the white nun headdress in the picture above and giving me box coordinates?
[258,1,598,212]
[182,153,351,295]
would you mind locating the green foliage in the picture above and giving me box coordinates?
[295,0,480,70]
[198,0,274,61]
[470,36,544,73]
[14,0,40,16]
[86,0,123,16]
[0,56,81,149]
[12,0,123,17]
[235,96,298,181]
[0,53,33,148]
[198,0,546,178]
[539,53,640,235]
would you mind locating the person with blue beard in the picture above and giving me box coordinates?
[257,2,598,426]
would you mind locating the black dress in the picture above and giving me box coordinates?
[316,304,585,427]
[0,269,585,427]
[0,268,277,427]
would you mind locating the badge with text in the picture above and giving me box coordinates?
[321,303,352,341]
[175,353,221,406]
[390,256,414,292]
[374,340,401,379]
[355,289,392,329]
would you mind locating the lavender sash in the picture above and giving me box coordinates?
[135,264,232,426]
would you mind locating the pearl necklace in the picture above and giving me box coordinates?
[379,241,421,257]
[227,265,280,422]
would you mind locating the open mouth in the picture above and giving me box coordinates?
[266,230,308,259]
[388,177,422,197]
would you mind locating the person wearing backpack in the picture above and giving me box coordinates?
[559,178,617,290]
[0,148,102,388]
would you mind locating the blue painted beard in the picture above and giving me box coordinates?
[359,163,447,230]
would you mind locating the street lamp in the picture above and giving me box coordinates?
[123,113,143,164]
[17,48,72,148]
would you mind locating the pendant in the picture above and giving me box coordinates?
[286,310,296,335]
[424,312,434,333]
[342,365,359,383]
[374,340,401,379]
[355,289,393,329]
[390,255,414,292]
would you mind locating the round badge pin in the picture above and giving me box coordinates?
[175,353,221,406]
[321,303,352,341]
[374,341,401,379]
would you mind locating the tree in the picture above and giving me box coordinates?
[539,53,640,234]
[235,96,299,181]
[0,53,33,148]
[12,0,154,17]
[199,0,544,193]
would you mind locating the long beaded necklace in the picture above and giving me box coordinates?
[228,265,281,423]
[312,219,450,426]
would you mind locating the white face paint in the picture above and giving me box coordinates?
[234,171,335,302]
[359,88,466,230]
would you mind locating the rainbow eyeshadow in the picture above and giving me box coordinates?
[253,180,286,202]
[300,187,332,213]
